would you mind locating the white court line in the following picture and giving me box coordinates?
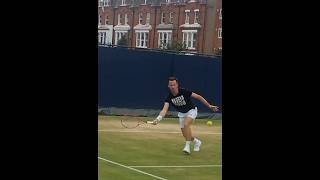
[129,165,222,168]
[98,130,222,135]
[98,157,168,180]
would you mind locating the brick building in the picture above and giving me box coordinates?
[98,0,222,54]
[213,0,222,53]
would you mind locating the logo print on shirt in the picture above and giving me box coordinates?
[171,95,186,106]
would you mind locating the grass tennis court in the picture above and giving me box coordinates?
[98,115,222,180]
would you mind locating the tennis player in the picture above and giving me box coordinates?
[153,77,219,154]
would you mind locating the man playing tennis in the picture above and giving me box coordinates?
[153,77,219,154]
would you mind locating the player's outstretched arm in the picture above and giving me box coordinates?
[153,102,169,125]
[191,92,219,112]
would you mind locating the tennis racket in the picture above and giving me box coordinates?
[120,116,154,129]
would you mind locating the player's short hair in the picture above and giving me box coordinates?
[168,76,178,82]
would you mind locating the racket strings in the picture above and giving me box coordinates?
[121,117,145,129]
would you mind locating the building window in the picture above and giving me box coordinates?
[105,16,109,24]
[182,31,197,50]
[139,13,143,24]
[218,28,222,39]
[98,32,107,45]
[146,13,151,25]
[115,31,127,45]
[161,12,165,24]
[219,9,222,20]
[98,32,101,44]
[185,10,190,24]
[101,33,104,44]
[125,14,128,25]
[158,31,172,49]
[121,0,126,6]
[103,0,110,6]
[99,15,102,25]
[169,12,173,24]
[166,0,171,3]
[144,0,147,4]
[136,31,149,48]
[117,14,124,25]
[99,0,103,7]
[194,9,199,24]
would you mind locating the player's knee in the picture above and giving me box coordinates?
[184,119,192,126]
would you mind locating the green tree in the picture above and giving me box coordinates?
[214,48,222,56]
[117,36,128,46]
[163,41,187,52]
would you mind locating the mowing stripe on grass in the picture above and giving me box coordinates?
[129,165,222,168]
[98,130,222,135]
[98,157,168,180]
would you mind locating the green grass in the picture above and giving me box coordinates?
[98,115,222,180]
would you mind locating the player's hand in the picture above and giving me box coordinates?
[209,105,219,112]
[152,119,159,125]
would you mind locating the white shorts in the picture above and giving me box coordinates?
[178,107,198,128]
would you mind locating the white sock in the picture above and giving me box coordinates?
[185,141,191,146]
[193,138,199,143]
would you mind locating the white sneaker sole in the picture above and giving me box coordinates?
[183,150,190,154]
[183,147,191,154]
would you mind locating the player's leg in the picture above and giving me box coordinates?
[182,117,193,154]
[183,117,193,141]
[180,128,187,139]
[184,119,201,152]
[179,113,194,141]
[181,127,197,141]
[179,115,190,154]
[180,128,195,141]
[186,108,201,151]
[179,113,187,140]
[180,108,201,154]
